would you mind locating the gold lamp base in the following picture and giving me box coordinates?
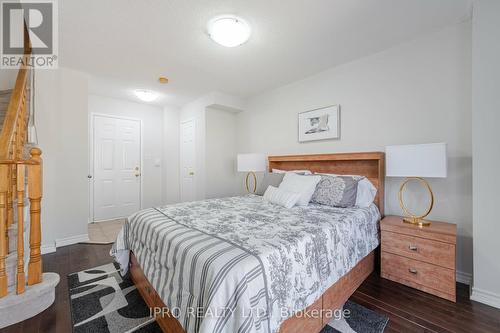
[399,177,434,227]
[402,216,431,227]
[245,171,257,193]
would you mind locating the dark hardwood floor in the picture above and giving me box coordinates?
[1,243,499,333]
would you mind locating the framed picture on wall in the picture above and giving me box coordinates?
[298,105,340,142]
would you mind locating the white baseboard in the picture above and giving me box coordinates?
[41,243,56,255]
[55,234,89,248]
[40,234,89,255]
[456,270,472,285]
[471,287,500,309]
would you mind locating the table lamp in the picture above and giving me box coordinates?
[386,143,447,226]
[237,153,266,193]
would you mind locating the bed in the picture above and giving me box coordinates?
[112,152,385,333]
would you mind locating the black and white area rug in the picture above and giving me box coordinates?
[320,300,389,333]
[69,263,388,333]
[68,262,162,333]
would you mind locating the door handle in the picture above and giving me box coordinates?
[408,245,418,251]
[189,171,194,176]
[408,268,418,274]
[134,167,141,177]
[87,174,93,179]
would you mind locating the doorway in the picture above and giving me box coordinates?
[180,118,196,202]
[90,114,142,222]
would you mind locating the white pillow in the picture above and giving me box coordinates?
[263,186,301,209]
[315,173,377,207]
[278,173,321,206]
[355,178,377,207]
[272,168,312,175]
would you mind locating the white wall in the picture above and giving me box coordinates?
[163,105,180,204]
[88,95,164,209]
[237,22,473,278]
[471,0,500,309]
[35,67,89,251]
[206,108,239,198]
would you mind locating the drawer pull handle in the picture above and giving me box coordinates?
[409,268,418,274]
[408,245,418,251]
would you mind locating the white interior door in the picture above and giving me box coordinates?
[92,115,141,221]
[180,119,196,202]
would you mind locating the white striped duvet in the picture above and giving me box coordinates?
[112,195,380,333]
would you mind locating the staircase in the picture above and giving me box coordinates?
[0,90,12,128]
[0,26,59,329]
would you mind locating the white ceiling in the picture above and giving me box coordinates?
[59,0,472,107]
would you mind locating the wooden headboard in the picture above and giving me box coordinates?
[268,152,385,216]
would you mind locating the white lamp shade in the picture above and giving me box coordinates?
[237,153,266,172]
[386,143,447,178]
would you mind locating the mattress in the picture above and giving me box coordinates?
[112,195,380,333]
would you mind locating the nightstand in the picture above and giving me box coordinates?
[380,215,457,302]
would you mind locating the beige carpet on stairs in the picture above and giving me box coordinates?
[85,219,126,244]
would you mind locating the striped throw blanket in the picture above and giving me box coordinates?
[112,195,380,333]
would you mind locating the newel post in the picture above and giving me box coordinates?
[16,165,26,294]
[27,147,43,285]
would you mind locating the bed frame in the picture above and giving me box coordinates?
[130,152,385,333]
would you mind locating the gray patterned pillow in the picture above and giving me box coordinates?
[311,175,362,207]
[256,173,285,195]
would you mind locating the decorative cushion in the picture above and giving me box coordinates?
[256,173,285,196]
[263,186,301,209]
[315,173,377,207]
[278,173,322,206]
[311,175,361,208]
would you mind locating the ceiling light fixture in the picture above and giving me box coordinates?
[207,15,251,47]
[134,89,158,102]
[158,76,169,84]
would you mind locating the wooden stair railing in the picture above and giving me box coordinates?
[0,24,43,297]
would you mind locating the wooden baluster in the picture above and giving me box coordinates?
[7,163,13,230]
[7,118,16,231]
[11,158,18,221]
[5,117,17,254]
[10,164,17,254]
[27,148,42,285]
[20,120,26,152]
[5,165,11,255]
[15,94,24,158]
[12,94,24,228]
[16,165,26,294]
[0,165,8,297]
[21,93,27,150]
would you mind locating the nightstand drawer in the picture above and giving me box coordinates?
[381,231,455,269]
[381,252,455,296]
